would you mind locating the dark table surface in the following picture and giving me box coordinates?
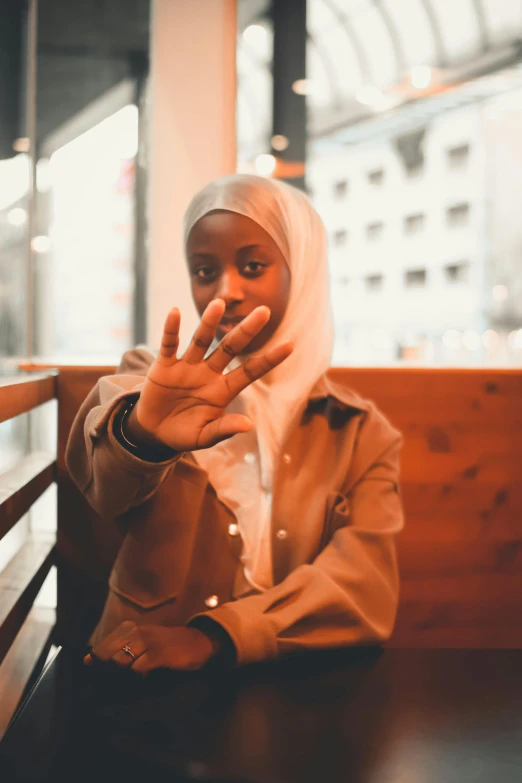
[1,646,522,783]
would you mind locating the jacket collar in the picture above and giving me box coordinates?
[308,372,369,412]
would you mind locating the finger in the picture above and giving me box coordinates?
[130,649,168,675]
[224,341,294,398]
[131,648,203,674]
[198,413,253,448]
[83,650,109,667]
[88,620,137,663]
[183,299,226,365]
[157,307,181,365]
[111,632,149,668]
[206,306,271,374]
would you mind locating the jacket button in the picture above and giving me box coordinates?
[228,523,239,537]
[276,529,287,540]
[205,595,219,608]
[282,454,291,465]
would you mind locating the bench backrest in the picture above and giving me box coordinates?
[5,364,522,661]
[329,367,522,648]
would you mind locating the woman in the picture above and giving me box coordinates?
[66,174,404,673]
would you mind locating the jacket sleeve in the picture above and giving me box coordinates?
[64,347,182,520]
[189,432,404,666]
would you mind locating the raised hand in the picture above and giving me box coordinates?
[132,299,293,452]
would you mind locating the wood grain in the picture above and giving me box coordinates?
[0,453,56,542]
[332,367,522,647]
[0,374,57,424]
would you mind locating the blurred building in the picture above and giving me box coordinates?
[237,0,522,366]
[310,85,522,366]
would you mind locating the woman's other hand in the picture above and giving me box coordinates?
[83,621,222,673]
[130,299,293,452]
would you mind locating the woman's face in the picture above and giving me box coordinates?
[186,211,291,353]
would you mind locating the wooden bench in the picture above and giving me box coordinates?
[1,363,521,734]
[329,367,522,648]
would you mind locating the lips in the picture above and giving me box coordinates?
[220,315,246,325]
[219,316,246,332]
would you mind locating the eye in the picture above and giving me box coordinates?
[192,266,216,282]
[243,261,265,276]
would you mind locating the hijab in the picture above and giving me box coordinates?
[183,174,334,591]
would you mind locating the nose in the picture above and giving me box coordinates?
[216,269,245,305]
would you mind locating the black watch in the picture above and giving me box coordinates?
[114,398,179,463]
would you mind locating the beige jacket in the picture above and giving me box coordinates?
[65,348,404,665]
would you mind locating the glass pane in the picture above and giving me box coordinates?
[0,154,30,369]
[240,19,273,65]
[481,0,522,46]
[307,0,338,36]
[382,0,438,69]
[309,73,522,366]
[0,407,31,571]
[307,41,337,109]
[0,0,30,371]
[431,0,482,64]
[237,14,273,167]
[35,0,151,362]
[240,0,522,367]
[237,45,255,74]
[0,2,33,569]
[42,106,138,361]
[237,89,257,153]
[314,24,364,98]
[333,0,398,88]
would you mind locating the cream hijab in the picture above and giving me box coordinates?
[183,174,334,591]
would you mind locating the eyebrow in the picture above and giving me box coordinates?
[188,244,270,260]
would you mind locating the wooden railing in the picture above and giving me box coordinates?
[0,373,58,735]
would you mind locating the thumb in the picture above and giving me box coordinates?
[199,414,252,448]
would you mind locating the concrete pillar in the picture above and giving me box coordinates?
[147,0,237,350]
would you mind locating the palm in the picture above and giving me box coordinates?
[141,361,235,450]
[135,300,293,452]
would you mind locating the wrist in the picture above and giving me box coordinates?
[114,398,178,462]
[188,617,237,667]
[125,402,166,450]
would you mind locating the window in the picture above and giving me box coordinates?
[404,213,426,235]
[367,168,384,186]
[394,128,426,177]
[365,274,383,291]
[405,268,427,288]
[444,262,469,284]
[447,143,470,169]
[333,229,348,247]
[366,221,384,241]
[446,203,470,227]
[333,180,348,199]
